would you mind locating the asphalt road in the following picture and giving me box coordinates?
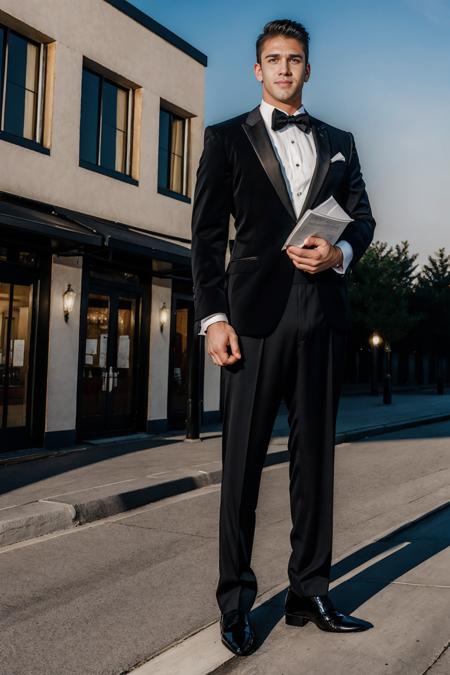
[0,420,449,675]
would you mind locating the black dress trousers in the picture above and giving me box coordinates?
[216,268,347,615]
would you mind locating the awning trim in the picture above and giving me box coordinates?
[0,193,191,264]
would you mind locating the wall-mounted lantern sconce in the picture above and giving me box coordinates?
[160,302,169,332]
[63,283,76,323]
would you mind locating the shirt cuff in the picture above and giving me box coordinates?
[199,313,229,335]
[332,240,353,275]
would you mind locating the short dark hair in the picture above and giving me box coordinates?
[256,19,310,65]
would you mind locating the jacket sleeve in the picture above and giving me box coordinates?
[337,131,376,270]
[191,125,233,322]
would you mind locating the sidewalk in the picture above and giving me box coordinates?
[0,392,449,548]
[138,504,450,675]
[1,412,448,674]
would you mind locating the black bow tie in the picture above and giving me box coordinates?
[271,108,312,133]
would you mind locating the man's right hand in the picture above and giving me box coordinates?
[206,321,241,366]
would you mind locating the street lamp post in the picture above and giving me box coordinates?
[383,342,392,404]
[437,355,445,395]
[370,332,382,396]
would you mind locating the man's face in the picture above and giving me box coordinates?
[254,35,310,106]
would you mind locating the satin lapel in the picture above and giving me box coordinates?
[242,107,332,224]
[242,107,297,222]
[297,116,331,222]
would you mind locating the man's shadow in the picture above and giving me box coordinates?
[250,503,450,648]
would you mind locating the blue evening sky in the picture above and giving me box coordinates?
[130,0,450,265]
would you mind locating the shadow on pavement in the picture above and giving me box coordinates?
[249,503,450,651]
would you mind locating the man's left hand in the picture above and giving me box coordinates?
[286,236,343,273]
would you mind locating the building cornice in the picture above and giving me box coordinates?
[104,0,207,67]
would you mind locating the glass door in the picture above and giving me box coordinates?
[111,295,137,427]
[0,282,34,447]
[78,288,140,438]
[167,294,194,430]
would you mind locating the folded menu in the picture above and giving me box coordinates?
[281,195,353,250]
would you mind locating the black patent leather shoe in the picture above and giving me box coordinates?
[285,589,373,632]
[220,610,255,656]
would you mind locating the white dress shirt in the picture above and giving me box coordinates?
[199,99,353,335]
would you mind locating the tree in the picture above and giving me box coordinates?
[413,248,450,353]
[348,240,420,346]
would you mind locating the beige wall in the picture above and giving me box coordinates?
[148,277,172,423]
[0,0,204,242]
[45,256,82,433]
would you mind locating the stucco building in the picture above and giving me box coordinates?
[0,0,220,452]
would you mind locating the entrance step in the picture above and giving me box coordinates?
[86,432,154,445]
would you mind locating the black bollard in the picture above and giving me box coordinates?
[186,329,201,440]
[383,373,392,404]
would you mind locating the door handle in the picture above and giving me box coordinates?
[101,369,108,392]
[108,366,114,392]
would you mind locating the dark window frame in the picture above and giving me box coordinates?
[0,24,47,151]
[79,66,136,185]
[158,106,190,202]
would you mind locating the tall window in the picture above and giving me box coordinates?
[80,67,131,177]
[0,26,46,144]
[158,107,189,198]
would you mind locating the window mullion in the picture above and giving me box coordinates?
[168,111,173,190]
[35,42,44,143]
[126,88,132,175]
[97,75,104,165]
[0,27,5,128]
[0,29,10,131]
[182,117,188,196]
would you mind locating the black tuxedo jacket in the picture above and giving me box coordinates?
[190,105,376,337]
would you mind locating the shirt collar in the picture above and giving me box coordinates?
[259,98,306,128]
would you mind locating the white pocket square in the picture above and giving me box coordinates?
[331,152,345,163]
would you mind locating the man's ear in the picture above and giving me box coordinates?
[253,63,263,82]
[304,63,311,82]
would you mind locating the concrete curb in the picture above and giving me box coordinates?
[56,469,224,526]
[0,501,77,547]
[337,412,450,442]
[1,413,449,549]
[0,442,142,466]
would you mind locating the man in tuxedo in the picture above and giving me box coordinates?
[191,19,375,655]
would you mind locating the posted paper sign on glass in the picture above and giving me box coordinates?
[12,339,25,367]
[118,335,130,369]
